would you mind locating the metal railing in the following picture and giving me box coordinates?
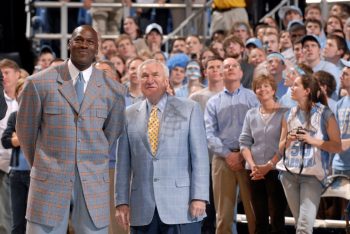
[237,214,348,229]
[26,1,210,59]
[164,0,212,52]
[259,0,292,23]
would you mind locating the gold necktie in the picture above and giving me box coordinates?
[148,106,160,156]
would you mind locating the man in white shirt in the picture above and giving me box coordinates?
[0,58,20,233]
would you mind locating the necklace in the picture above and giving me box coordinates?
[260,102,278,115]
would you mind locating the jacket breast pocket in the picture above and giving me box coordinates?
[44,106,63,115]
[94,109,108,131]
[96,110,108,119]
[43,106,66,129]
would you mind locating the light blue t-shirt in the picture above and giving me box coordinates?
[332,96,350,171]
[279,88,297,108]
[276,79,288,100]
[11,150,30,171]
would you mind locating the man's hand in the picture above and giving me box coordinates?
[190,200,206,219]
[115,205,130,230]
[225,152,244,171]
[11,132,20,147]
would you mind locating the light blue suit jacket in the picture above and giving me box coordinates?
[116,95,209,226]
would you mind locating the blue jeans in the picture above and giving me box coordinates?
[9,170,30,234]
[280,171,323,234]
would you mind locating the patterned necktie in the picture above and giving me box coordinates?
[75,72,85,105]
[148,106,160,156]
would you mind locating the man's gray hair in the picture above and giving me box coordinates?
[137,59,169,79]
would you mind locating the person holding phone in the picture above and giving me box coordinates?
[276,74,342,234]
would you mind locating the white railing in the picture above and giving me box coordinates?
[237,214,349,229]
[259,0,292,23]
[26,1,210,59]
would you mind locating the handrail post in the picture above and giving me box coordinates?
[321,0,328,22]
[25,0,32,39]
[203,2,208,41]
[185,0,192,35]
[123,5,130,18]
[60,1,68,59]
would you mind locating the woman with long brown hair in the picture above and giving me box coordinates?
[277,74,341,233]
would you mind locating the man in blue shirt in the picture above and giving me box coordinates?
[266,52,288,100]
[332,59,350,219]
[333,59,350,175]
[205,57,259,234]
[302,35,341,100]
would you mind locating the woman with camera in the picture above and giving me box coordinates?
[239,74,287,234]
[276,74,342,234]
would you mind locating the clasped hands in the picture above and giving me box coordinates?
[249,163,273,180]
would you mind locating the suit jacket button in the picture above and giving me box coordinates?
[153,178,159,182]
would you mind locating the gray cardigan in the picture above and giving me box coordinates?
[239,107,288,169]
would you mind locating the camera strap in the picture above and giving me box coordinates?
[283,135,306,176]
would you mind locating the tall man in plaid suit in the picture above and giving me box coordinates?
[16,25,125,233]
[115,59,209,233]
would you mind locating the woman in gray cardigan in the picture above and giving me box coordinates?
[239,74,287,234]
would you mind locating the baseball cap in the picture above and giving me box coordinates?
[287,19,304,31]
[39,45,56,57]
[341,59,350,68]
[245,38,262,48]
[278,5,303,20]
[145,23,163,35]
[301,34,321,47]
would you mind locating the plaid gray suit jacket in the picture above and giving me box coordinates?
[16,61,125,228]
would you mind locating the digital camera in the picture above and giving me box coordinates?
[296,126,306,135]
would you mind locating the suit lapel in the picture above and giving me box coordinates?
[79,68,102,115]
[137,101,152,155]
[57,62,80,113]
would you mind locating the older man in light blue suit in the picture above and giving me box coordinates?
[115,59,209,234]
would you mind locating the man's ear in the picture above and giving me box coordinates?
[68,39,71,50]
[165,78,170,86]
[337,49,344,57]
